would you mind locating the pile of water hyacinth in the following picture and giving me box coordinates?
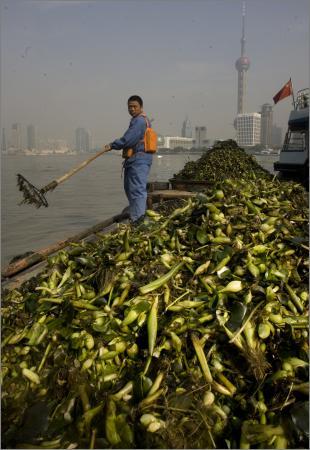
[172,140,272,182]
[1,176,309,449]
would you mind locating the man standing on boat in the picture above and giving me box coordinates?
[104,95,155,226]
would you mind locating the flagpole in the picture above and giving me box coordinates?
[290,78,296,109]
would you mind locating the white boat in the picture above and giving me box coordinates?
[274,88,309,187]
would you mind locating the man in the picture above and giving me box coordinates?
[104,95,153,225]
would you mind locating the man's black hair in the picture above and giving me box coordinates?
[128,95,143,107]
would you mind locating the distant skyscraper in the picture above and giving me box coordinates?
[260,104,273,148]
[75,127,91,152]
[235,1,250,115]
[181,116,192,138]
[1,128,7,153]
[11,123,22,149]
[27,125,36,149]
[272,124,283,148]
[236,113,261,147]
[195,126,208,148]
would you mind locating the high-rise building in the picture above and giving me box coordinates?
[1,128,7,153]
[272,125,283,148]
[181,116,192,138]
[260,104,273,149]
[195,126,208,148]
[235,1,250,116]
[27,125,36,150]
[11,123,22,149]
[236,113,261,147]
[75,127,91,152]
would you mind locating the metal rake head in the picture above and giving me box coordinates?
[17,173,49,208]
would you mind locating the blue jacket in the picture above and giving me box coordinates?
[110,114,150,153]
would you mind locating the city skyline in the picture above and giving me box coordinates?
[2,118,209,151]
[2,111,281,152]
[1,0,308,147]
[3,122,91,151]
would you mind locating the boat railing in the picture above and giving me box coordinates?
[282,130,306,152]
[295,88,309,110]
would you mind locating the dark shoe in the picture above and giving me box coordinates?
[131,215,151,231]
[131,215,145,227]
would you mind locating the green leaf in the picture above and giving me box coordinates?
[196,228,208,245]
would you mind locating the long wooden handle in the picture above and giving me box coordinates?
[41,147,111,193]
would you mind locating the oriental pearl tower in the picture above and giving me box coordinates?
[235,1,250,115]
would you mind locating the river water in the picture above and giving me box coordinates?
[1,152,278,268]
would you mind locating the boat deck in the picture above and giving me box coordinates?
[147,189,196,208]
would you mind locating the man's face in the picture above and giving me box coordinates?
[128,100,142,117]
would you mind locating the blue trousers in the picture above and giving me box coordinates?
[123,152,152,222]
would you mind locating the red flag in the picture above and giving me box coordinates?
[273,79,293,104]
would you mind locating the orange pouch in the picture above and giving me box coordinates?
[142,115,157,153]
[122,148,134,159]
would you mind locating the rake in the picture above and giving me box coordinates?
[17,147,111,208]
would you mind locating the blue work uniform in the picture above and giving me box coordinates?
[110,114,153,222]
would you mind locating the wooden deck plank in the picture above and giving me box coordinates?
[147,189,196,208]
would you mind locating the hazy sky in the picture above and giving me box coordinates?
[1,0,309,146]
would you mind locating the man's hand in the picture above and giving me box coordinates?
[104,144,112,151]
